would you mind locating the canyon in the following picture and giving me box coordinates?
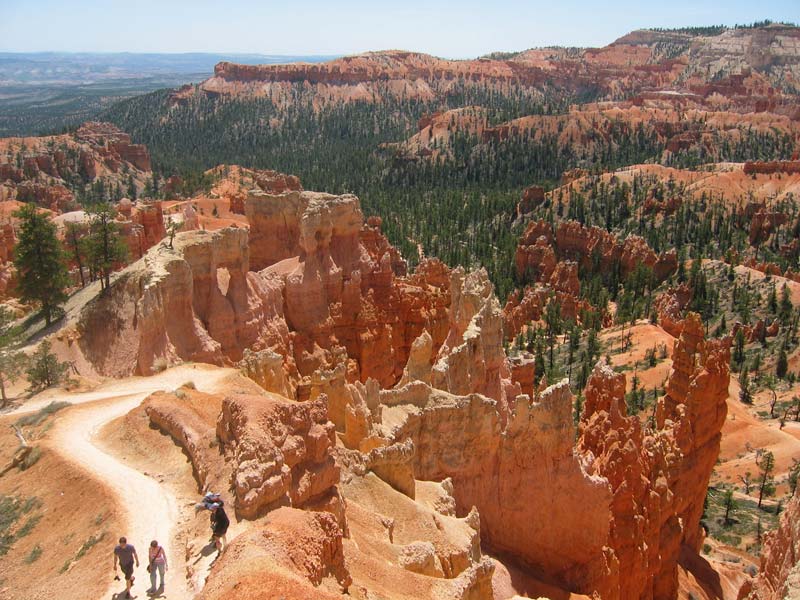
[28,184,746,599]
[1,20,800,600]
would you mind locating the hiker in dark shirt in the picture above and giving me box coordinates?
[113,536,139,599]
[209,503,229,553]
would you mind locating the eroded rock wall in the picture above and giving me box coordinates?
[740,486,800,600]
[74,227,289,376]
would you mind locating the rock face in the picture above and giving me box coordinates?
[216,393,339,519]
[337,306,729,599]
[246,190,365,272]
[502,284,600,341]
[144,388,229,492]
[654,284,691,338]
[249,190,449,388]
[431,269,516,409]
[186,26,800,109]
[749,209,789,245]
[576,314,730,599]
[740,486,800,600]
[69,191,451,392]
[199,507,351,600]
[208,165,303,214]
[507,218,675,339]
[72,227,289,376]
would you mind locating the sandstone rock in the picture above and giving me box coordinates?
[199,507,350,600]
[74,228,290,376]
[380,381,613,592]
[143,388,229,492]
[217,393,340,518]
[432,268,514,409]
[399,541,443,577]
[239,347,294,397]
[654,284,691,337]
[516,219,677,285]
[750,210,788,245]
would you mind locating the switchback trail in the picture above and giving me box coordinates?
[29,364,236,600]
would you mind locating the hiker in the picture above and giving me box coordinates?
[147,540,168,593]
[113,536,139,599]
[209,502,229,553]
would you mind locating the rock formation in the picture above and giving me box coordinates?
[575,314,730,599]
[199,507,351,600]
[516,219,678,286]
[216,393,339,518]
[69,227,290,376]
[183,26,800,111]
[65,189,733,600]
[0,121,151,210]
[739,486,800,600]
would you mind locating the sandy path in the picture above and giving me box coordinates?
[8,363,233,416]
[38,365,237,599]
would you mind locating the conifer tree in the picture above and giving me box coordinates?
[756,450,776,510]
[0,307,27,407]
[13,204,70,326]
[64,222,87,288]
[776,339,789,380]
[739,368,753,404]
[26,340,68,391]
[86,203,128,292]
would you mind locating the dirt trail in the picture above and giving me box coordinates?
[8,364,232,416]
[37,364,237,599]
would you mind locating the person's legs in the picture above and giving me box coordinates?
[157,563,165,588]
[122,563,134,596]
[149,564,157,591]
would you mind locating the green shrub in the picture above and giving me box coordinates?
[15,401,70,428]
[24,544,42,564]
[18,447,41,471]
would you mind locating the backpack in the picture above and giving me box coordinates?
[203,492,223,506]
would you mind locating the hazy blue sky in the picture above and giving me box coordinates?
[2,0,798,57]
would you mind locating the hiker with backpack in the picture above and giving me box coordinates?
[113,536,139,599]
[147,540,168,593]
[195,492,230,553]
[209,502,230,553]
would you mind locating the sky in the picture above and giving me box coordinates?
[1,0,798,58]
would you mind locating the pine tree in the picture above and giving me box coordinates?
[733,328,746,366]
[0,307,27,407]
[723,488,737,525]
[779,284,793,323]
[739,368,753,404]
[768,284,778,314]
[776,339,789,379]
[26,340,69,391]
[756,450,776,510]
[64,222,87,288]
[85,203,128,292]
[789,458,800,495]
[13,204,70,326]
